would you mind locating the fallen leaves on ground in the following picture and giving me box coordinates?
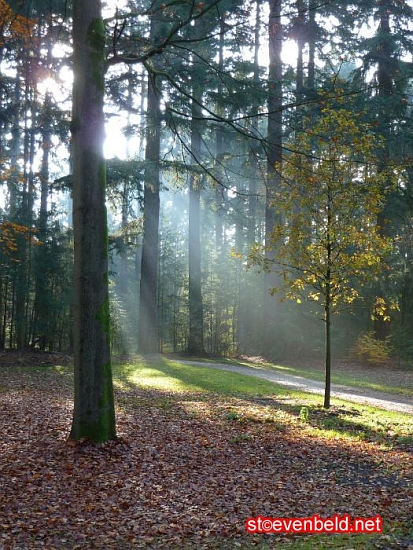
[0,366,412,549]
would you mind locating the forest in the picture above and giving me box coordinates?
[1,1,413,548]
[2,0,413,362]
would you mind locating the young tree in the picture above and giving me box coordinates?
[70,0,116,442]
[251,106,393,407]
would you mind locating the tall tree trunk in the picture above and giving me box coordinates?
[34,18,53,350]
[295,0,305,97]
[8,75,20,219]
[70,0,116,442]
[118,69,135,296]
[15,60,34,350]
[33,90,52,350]
[374,2,392,341]
[307,0,316,91]
[138,8,164,354]
[187,96,205,355]
[247,0,261,248]
[262,0,283,357]
[138,69,161,353]
[187,15,206,356]
[237,0,262,355]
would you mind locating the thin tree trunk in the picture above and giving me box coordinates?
[34,84,52,350]
[324,287,331,409]
[374,2,392,341]
[15,61,34,350]
[307,1,315,91]
[295,0,305,97]
[324,183,333,408]
[118,69,135,296]
[70,0,116,442]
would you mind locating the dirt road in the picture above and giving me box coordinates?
[176,359,413,415]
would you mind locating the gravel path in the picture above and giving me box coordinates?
[176,359,413,415]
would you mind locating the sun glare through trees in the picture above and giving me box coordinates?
[1,0,413,418]
[1,1,413,547]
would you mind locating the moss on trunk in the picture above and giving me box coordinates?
[70,0,116,443]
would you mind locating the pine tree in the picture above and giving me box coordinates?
[70,0,116,442]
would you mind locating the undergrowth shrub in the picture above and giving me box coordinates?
[352,331,392,365]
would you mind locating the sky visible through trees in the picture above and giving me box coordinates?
[1,7,413,548]
[1,0,413,379]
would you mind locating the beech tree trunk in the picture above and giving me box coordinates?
[70,0,116,442]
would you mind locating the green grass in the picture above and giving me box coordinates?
[114,356,317,401]
[268,363,413,397]
[113,356,413,450]
[180,355,413,397]
[111,356,412,548]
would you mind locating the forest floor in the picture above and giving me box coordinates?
[0,353,412,549]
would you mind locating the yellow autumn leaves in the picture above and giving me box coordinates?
[252,104,399,317]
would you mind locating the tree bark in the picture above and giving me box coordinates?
[324,288,331,409]
[373,2,392,341]
[263,0,283,357]
[137,10,163,354]
[187,17,206,356]
[138,72,161,354]
[70,0,116,442]
[187,99,205,355]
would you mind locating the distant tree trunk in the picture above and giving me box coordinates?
[262,0,283,357]
[238,0,262,355]
[117,181,129,295]
[295,0,305,97]
[137,8,164,354]
[33,90,51,350]
[212,19,226,354]
[34,20,53,348]
[374,2,392,341]
[138,70,161,353]
[15,60,34,350]
[307,1,316,91]
[8,76,20,219]
[187,17,206,355]
[118,69,135,296]
[8,62,28,349]
[187,99,205,355]
[70,0,116,442]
